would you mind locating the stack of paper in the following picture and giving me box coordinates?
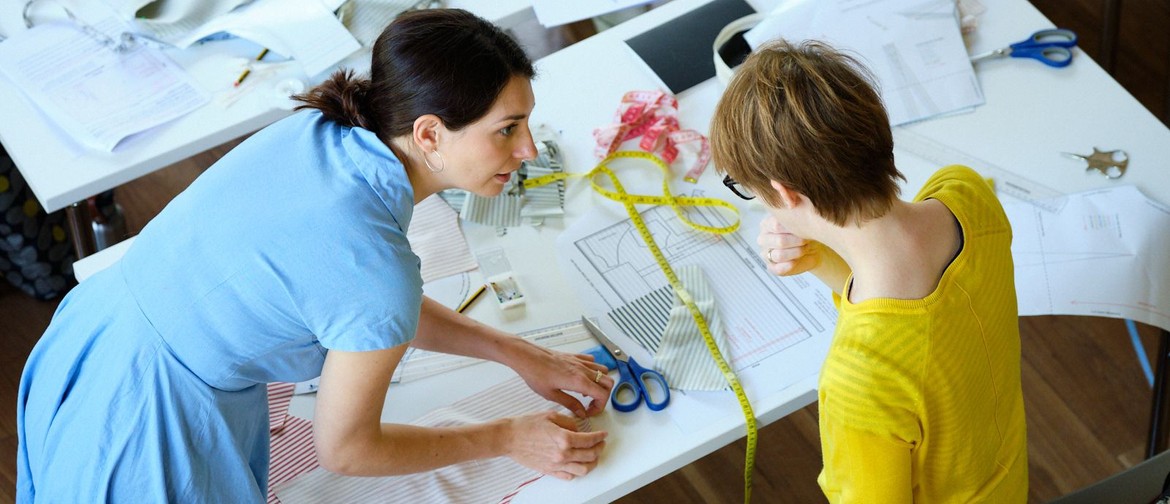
[533,0,655,28]
[122,0,361,78]
[744,0,983,125]
[135,0,358,77]
[0,7,208,151]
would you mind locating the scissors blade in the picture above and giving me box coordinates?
[581,317,629,362]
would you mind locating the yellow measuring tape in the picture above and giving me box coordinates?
[525,150,759,503]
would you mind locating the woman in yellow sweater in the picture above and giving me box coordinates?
[710,40,1028,502]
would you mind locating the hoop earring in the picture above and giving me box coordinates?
[423,150,445,174]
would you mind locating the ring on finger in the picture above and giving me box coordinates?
[593,369,604,383]
[766,248,780,264]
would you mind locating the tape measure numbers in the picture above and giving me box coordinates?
[893,128,1066,212]
[527,151,759,503]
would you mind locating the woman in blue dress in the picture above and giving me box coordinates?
[17,9,614,502]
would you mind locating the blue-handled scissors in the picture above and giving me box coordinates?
[970,28,1078,68]
[581,317,670,412]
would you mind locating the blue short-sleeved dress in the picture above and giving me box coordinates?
[16,110,424,503]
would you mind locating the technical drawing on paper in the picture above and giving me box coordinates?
[567,204,838,372]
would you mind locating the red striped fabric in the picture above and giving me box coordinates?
[266,382,318,504]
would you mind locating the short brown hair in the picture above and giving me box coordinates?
[710,40,904,226]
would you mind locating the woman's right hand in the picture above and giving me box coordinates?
[504,411,607,480]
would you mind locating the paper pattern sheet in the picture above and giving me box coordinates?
[745,0,983,126]
[557,203,837,373]
[1004,185,1170,331]
[407,195,479,283]
[273,377,590,504]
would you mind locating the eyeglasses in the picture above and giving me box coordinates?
[722,175,756,200]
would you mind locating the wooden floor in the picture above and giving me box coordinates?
[3,1,1169,502]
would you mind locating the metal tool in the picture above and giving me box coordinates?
[1063,147,1128,179]
[970,28,1078,68]
[581,317,670,412]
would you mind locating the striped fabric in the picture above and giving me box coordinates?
[267,417,318,504]
[816,166,1028,502]
[607,285,674,353]
[445,139,566,229]
[653,265,732,391]
[267,382,295,434]
[266,382,318,504]
[272,377,590,503]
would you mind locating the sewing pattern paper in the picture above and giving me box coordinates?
[1005,185,1170,332]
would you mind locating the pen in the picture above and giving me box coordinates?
[456,285,488,314]
[233,48,269,87]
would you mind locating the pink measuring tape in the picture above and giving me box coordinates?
[592,90,712,183]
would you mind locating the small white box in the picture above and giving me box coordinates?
[477,248,525,309]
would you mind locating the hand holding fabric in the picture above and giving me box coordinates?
[508,341,614,418]
[503,411,608,480]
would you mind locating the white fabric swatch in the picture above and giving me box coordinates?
[407,195,479,283]
[654,266,732,391]
[273,377,590,503]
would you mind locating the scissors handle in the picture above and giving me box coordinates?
[1009,29,1076,68]
[1010,28,1078,50]
[610,357,671,412]
[1012,46,1073,68]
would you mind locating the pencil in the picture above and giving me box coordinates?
[456,285,488,314]
[233,48,269,87]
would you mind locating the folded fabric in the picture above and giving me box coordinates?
[654,265,732,391]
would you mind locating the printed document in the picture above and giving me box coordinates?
[0,17,207,151]
[1005,185,1170,332]
[745,0,983,125]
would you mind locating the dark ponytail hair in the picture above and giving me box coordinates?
[294,9,535,143]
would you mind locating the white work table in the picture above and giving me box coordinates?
[292,0,1170,502]
[0,0,533,215]
[66,0,1170,501]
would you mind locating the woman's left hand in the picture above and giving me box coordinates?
[509,342,614,417]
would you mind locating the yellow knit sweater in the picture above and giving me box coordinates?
[817,166,1028,503]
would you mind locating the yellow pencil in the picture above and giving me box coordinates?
[234,48,269,87]
[456,285,488,314]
